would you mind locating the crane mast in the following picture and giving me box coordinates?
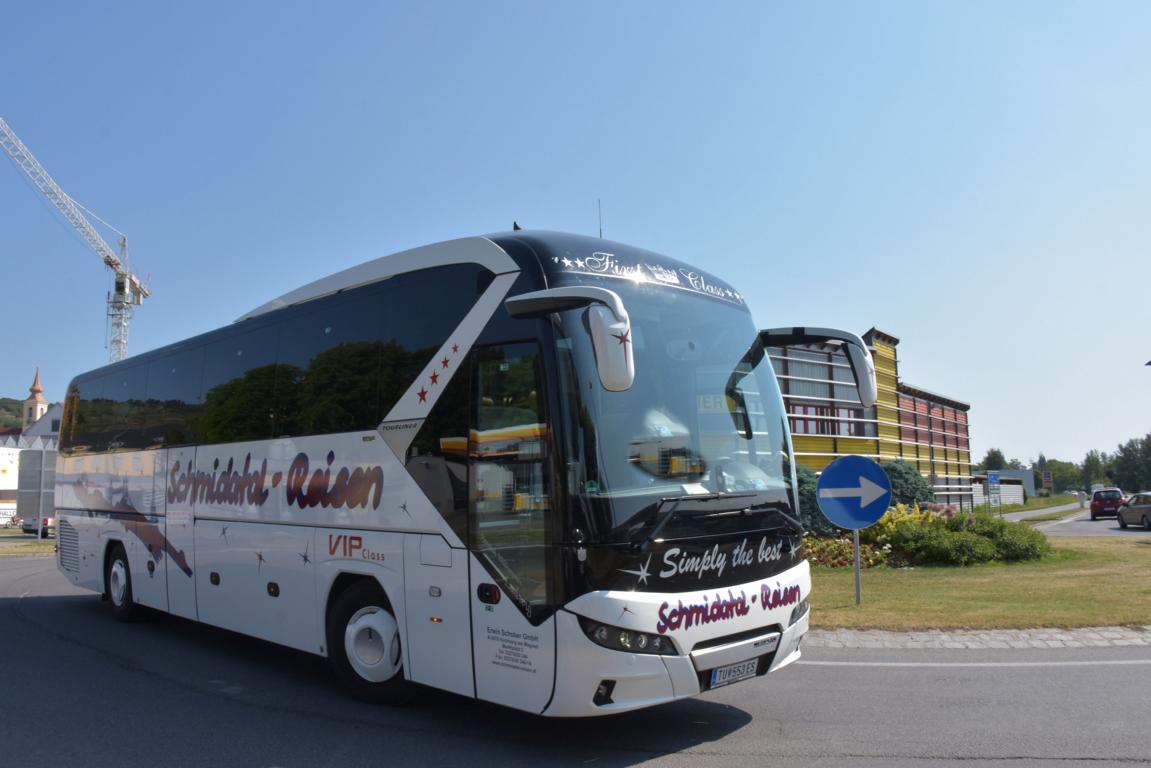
[0,117,150,363]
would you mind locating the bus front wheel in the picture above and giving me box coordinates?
[105,543,137,622]
[327,580,408,703]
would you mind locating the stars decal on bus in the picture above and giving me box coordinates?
[414,339,463,407]
[612,329,630,346]
[298,542,311,565]
[256,552,266,572]
[619,554,652,586]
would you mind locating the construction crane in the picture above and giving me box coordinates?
[0,116,150,363]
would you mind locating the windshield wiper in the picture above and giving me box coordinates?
[680,500,805,534]
[627,491,759,553]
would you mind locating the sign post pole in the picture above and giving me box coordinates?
[853,529,862,606]
[816,455,893,609]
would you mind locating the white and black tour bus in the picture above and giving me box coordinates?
[54,230,875,716]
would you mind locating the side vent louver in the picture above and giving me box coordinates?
[58,519,80,573]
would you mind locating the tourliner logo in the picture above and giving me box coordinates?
[166,451,385,511]
[654,582,801,635]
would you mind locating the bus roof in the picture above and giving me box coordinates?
[239,236,519,321]
[492,231,747,310]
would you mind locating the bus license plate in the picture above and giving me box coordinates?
[709,658,760,689]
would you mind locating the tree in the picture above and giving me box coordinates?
[1110,435,1151,493]
[880,459,934,506]
[1081,450,1108,489]
[1041,458,1082,493]
[982,448,1006,471]
[794,463,841,537]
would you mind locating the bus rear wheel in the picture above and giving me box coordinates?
[327,580,409,703]
[105,543,137,622]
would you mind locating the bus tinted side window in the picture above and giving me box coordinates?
[143,345,205,448]
[199,323,280,444]
[104,364,149,451]
[381,265,487,416]
[67,376,104,455]
[273,282,389,437]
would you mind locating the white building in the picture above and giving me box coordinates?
[0,372,60,526]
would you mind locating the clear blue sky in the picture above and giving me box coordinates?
[3,2,1149,465]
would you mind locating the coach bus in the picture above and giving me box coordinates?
[54,230,876,716]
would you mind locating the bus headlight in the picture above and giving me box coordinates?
[789,595,810,627]
[578,615,676,655]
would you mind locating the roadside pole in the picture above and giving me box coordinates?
[989,471,1001,517]
[816,455,892,607]
[852,529,862,605]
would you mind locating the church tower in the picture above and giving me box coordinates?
[23,369,49,432]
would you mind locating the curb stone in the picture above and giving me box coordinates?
[805,625,1151,650]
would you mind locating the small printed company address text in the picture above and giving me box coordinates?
[487,627,539,673]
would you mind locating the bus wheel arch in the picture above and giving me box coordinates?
[103,541,137,622]
[325,575,409,703]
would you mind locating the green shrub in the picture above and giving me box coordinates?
[993,524,1051,561]
[866,507,1049,566]
[932,531,998,565]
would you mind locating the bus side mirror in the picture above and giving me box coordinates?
[505,286,635,391]
[759,327,878,408]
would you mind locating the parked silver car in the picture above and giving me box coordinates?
[1116,493,1151,531]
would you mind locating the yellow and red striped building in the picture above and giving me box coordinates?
[773,328,973,508]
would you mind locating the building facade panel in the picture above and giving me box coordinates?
[778,328,975,511]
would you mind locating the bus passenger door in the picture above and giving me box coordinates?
[402,534,473,697]
[163,447,197,620]
[467,344,556,713]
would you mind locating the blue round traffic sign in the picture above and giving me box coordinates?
[815,455,893,530]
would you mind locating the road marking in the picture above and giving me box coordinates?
[799,659,1151,668]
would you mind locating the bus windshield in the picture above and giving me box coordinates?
[555,281,796,544]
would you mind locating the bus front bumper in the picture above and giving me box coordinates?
[543,599,810,717]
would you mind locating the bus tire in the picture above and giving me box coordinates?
[327,580,409,704]
[105,543,137,622]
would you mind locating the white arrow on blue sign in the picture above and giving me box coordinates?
[816,455,893,530]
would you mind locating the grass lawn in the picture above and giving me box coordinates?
[983,494,1077,515]
[811,536,1151,630]
[0,536,56,556]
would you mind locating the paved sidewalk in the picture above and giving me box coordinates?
[806,625,1151,650]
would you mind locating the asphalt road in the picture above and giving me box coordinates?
[4,556,1150,768]
[1035,509,1151,537]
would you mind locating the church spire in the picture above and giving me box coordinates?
[29,368,45,400]
[23,369,48,432]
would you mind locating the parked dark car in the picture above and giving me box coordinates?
[1116,493,1151,530]
[1089,488,1125,520]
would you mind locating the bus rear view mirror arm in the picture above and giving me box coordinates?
[758,327,878,409]
[724,326,876,440]
[504,286,635,392]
